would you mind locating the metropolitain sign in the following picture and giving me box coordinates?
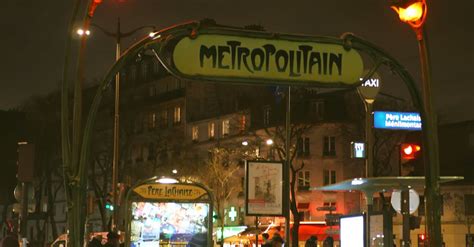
[373,111,422,131]
[169,34,364,86]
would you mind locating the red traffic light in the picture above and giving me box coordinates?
[400,143,421,160]
[419,234,425,241]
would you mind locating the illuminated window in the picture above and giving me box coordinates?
[222,119,230,136]
[323,136,336,156]
[239,115,246,131]
[173,106,181,124]
[148,112,156,130]
[192,126,199,141]
[208,122,215,139]
[298,171,310,190]
[263,106,270,126]
[323,169,336,185]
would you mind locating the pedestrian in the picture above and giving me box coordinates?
[1,221,19,247]
[305,235,318,247]
[89,234,103,247]
[323,236,334,247]
[103,231,120,247]
[271,233,284,247]
[261,233,272,247]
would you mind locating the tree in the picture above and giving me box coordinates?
[443,191,473,246]
[196,147,247,246]
[257,123,312,246]
[20,92,65,244]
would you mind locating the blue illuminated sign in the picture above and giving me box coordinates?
[373,111,421,131]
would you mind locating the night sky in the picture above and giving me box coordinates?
[1,0,473,123]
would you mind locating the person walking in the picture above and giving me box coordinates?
[89,235,103,247]
[1,221,19,247]
[103,231,120,247]
[305,235,318,247]
[270,233,284,247]
[261,233,272,247]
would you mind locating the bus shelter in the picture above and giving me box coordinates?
[124,177,213,247]
[312,176,463,247]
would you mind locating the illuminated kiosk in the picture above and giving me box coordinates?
[124,177,213,247]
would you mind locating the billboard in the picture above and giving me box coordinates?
[340,214,365,247]
[245,161,284,216]
[373,111,421,131]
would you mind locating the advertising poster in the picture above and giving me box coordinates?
[130,202,209,247]
[245,161,283,216]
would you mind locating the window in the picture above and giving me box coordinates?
[263,106,271,126]
[298,210,311,221]
[208,122,215,139]
[310,100,325,120]
[147,143,156,161]
[297,137,310,156]
[323,136,336,156]
[173,106,181,124]
[192,126,199,141]
[128,65,136,82]
[160,110,168,127]
[140,62,148,79]
[149,85,156,97]
[153,60,161,74]
[298,171,310,190]
[147,112,156,130]
[323,201,337,208]
[323,169,336,185]
[267,147,275,160]
[239,115,246,132]
[222,119,230,136]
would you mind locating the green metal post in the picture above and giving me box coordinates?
[416,26,442,247]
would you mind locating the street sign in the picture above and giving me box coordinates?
[373,111,422,131]
[133,183,207,200]
[357,71,381,103]
[168,32,364,86]
[351,141,366,159]
[317,206,336,211]
[325,213,343,220]
[391,189,420,214]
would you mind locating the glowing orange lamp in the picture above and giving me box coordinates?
[391,0,427,29]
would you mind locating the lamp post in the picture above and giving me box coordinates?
[390,0,442,246]
[77,18,155,229]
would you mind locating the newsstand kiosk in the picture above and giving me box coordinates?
[124,177,213,247]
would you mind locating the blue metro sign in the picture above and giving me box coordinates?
[373,111,422,131]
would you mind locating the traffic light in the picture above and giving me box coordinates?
[418,233,427,246]
[399,143,423,176]
[105,199,114,211]
[400,143,421,160]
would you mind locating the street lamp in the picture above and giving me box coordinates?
[77,18,155,230]
[390,0,442,246]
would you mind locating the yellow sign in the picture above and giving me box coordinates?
[172,34,363,85]
[133,184,207,200]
